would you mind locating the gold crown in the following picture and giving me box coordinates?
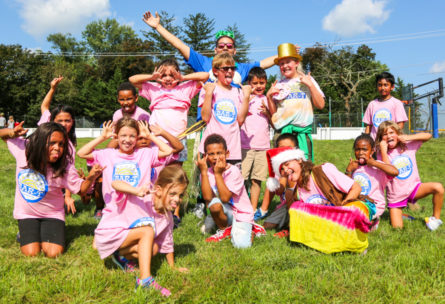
[274,43,302,65]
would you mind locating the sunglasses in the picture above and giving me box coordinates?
[216,66,236,72]
[216,43,235,50]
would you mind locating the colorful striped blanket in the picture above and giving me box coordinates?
[289,201,376,254]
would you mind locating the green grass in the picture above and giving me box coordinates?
[1,138,445,303]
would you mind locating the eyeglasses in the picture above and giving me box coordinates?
[216,43,235,50]
[216,66,236,72]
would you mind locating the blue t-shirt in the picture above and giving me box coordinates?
[185,47,260,120]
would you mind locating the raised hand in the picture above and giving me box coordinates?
[266,80,279,97]
[346,158,359,173]
[137,121,151,139]
[195,153,208,172]
[101,121,114,139]
[77,168,86,179]
[142,11,160,29]
[149,123,163,137]
[241,84,252,97]
[88,164,105,180]
[202,82,216,94]
[297,71,314,88]
[379,139,388,154]
[135,184,151,197]
[152,66,163,81]
[214,155,228,175]
[11,121,28,138]
[50,75,64,89]
[172,68,184,85]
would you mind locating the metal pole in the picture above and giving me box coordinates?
[329,97,332,127]
[432,100,439,138]
[361,98,364,127]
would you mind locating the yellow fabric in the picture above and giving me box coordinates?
[289,207,368,254]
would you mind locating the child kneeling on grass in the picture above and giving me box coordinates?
[197,134,265,248]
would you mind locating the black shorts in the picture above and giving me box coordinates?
[17,218,65,247]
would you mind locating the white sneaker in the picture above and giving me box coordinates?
[425,216,443,231]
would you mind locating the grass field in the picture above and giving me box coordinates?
[1,138,445,303]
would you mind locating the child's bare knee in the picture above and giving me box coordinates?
[21,244,41,257]
[42,245,64,258]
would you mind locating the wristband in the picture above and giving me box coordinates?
[344,171,352,175]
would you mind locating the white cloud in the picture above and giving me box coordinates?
[430,61,445,74]
[322,0,390,37]
[16,0,111,39]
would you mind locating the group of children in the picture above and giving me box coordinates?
[2,9,443,298]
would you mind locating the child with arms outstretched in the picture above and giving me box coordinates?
[376,121,444,230]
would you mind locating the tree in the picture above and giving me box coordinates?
[183,13,215,55]
[225,24,250,63]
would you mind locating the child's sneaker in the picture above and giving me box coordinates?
[273,229,289,238]
[111,251,136,272]
[93,209,103,220]
[252,223,267,237]
[205,226,232,242]
[253,208,268,221]
[425,216,443,231]
[136,276,171,297]
[191,203,205,219]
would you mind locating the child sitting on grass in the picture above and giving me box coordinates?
[196,134,265,248]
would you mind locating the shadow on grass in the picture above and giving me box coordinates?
[65,222,97,250]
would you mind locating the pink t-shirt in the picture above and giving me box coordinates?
[379,140,422,204]
[204,164,254,223]
[240,95,270,150]
[296,163,354,205]
[7,137,83,221]
[112,106,151,123]
[140,81,200,137]
[92,147,160,205]
[363,97,408,139]
[37,109,75,164]
[352,162,392,217]
[151,152,179,183]
[198,85,244,160]
[95,193,174,259]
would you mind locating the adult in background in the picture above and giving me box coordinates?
[0,113,6,128]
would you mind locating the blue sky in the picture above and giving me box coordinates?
[1,0,445,126]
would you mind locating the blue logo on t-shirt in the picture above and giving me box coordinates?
[372,108,392,127]
[129,217,155,230]
[213,98,237,125]
[392,155,413,180]
[18,169,48,203]
[112,161,141,187]
[286,91,307,100]
[306,194,330,205]
[353,172,372,195]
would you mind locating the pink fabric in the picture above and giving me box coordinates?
[151,152,180,183]
[112,106,150,123]
[204,165,254,223]
[363,97,408,139]
[198,86,244,160]
[352,161,393,217]
[296,163,354,205]
[140,81,200,137]
[379,140,423,205]
[7,137,83,221]
[240,95,270,150]
[37,109,76,164]
[92,147,160,205]
[152,204,174,254]
[388,183,421,209]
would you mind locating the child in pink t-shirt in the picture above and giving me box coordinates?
[197,134,265,248]
[363,72,408,139]
[0,122,102,257]
[112,82,150,123]
[198,53,251,164]
[376,121,444,230]
[240,67,271,212]
[39,76,79,214]
[77,118,178,295]
[345,133,398,219]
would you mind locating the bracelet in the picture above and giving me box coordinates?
[344,171,352,175]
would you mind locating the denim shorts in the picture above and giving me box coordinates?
[204,198,234,232]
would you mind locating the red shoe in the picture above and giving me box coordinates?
[205,226,232,242]
[273,229,289,238]
[252,223,266,237]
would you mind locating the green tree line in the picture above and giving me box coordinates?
[0,13,406,127]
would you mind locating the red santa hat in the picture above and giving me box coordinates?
[266,147,306,191]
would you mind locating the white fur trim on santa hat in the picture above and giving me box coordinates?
[266,177,281,192]
[271,149,305,179]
